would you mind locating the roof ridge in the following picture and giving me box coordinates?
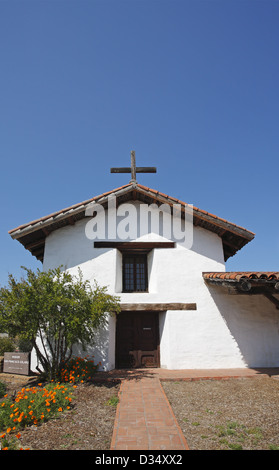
[8,182,255,262]
[9,181,255,237]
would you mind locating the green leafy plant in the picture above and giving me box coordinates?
[0,381,6,399]
[0,266,120,380]
[0,336,15,355]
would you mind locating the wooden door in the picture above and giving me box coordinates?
[115,311,160,368]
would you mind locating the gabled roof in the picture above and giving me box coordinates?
[8,182,255,262]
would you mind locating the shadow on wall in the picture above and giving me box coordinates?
[207,285,279,368]
[72,319,113,372]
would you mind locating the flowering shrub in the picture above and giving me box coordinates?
[0,382,74,450]
[58,356,100,384]
[0,357,100,449]
[0,432,23,450]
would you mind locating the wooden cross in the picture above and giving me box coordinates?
[110,151,157,183]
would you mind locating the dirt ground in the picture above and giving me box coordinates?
[1,373,279,450]
[162,376,279,450]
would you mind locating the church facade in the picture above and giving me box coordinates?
[9,179,279,371]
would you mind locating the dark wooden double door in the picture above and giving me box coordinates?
[116,311,160,368]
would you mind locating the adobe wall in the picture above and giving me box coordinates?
[33,201,279,371]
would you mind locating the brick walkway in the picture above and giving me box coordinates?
[108,367,279,451]
[110,376,189,450]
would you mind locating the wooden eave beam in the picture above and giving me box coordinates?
[205,278,279,289]
[25,238,46,250]
[120,303,197,311]
[94,241,175,252]
[263,292,279,309]
[204,278,279,308]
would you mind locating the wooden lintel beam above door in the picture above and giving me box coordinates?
[120,303,197,311]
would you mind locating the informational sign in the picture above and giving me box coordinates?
[3,352,30,375]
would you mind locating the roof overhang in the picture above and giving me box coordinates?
[203,272,279,309]
[9,182,255,263]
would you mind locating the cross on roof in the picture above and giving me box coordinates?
[110,150,157,183]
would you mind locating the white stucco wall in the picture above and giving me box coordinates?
[38,200,279,371]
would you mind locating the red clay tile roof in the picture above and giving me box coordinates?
[203,272,279,281]
[9,183,133,235]
[8,182,255,262]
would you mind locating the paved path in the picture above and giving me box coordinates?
[110,376,189,450]
[107,367,279,451]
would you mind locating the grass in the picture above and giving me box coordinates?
[215,420,264,450]
[183,406,273,450]
[105,395,119,407]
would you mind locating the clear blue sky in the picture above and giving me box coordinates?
[1,0,278,286]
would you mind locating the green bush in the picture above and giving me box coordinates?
[0,381,6,398]
[0,266,120,381]
[16,337,33,352]
[0,337,15,355]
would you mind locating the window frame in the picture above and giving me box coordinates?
[122,252,148,293]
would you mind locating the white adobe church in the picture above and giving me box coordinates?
[9,152,279,371]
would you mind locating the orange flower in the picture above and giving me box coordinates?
[16,433,21,439]
[58,407,62,412]
[6,427,11,433]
